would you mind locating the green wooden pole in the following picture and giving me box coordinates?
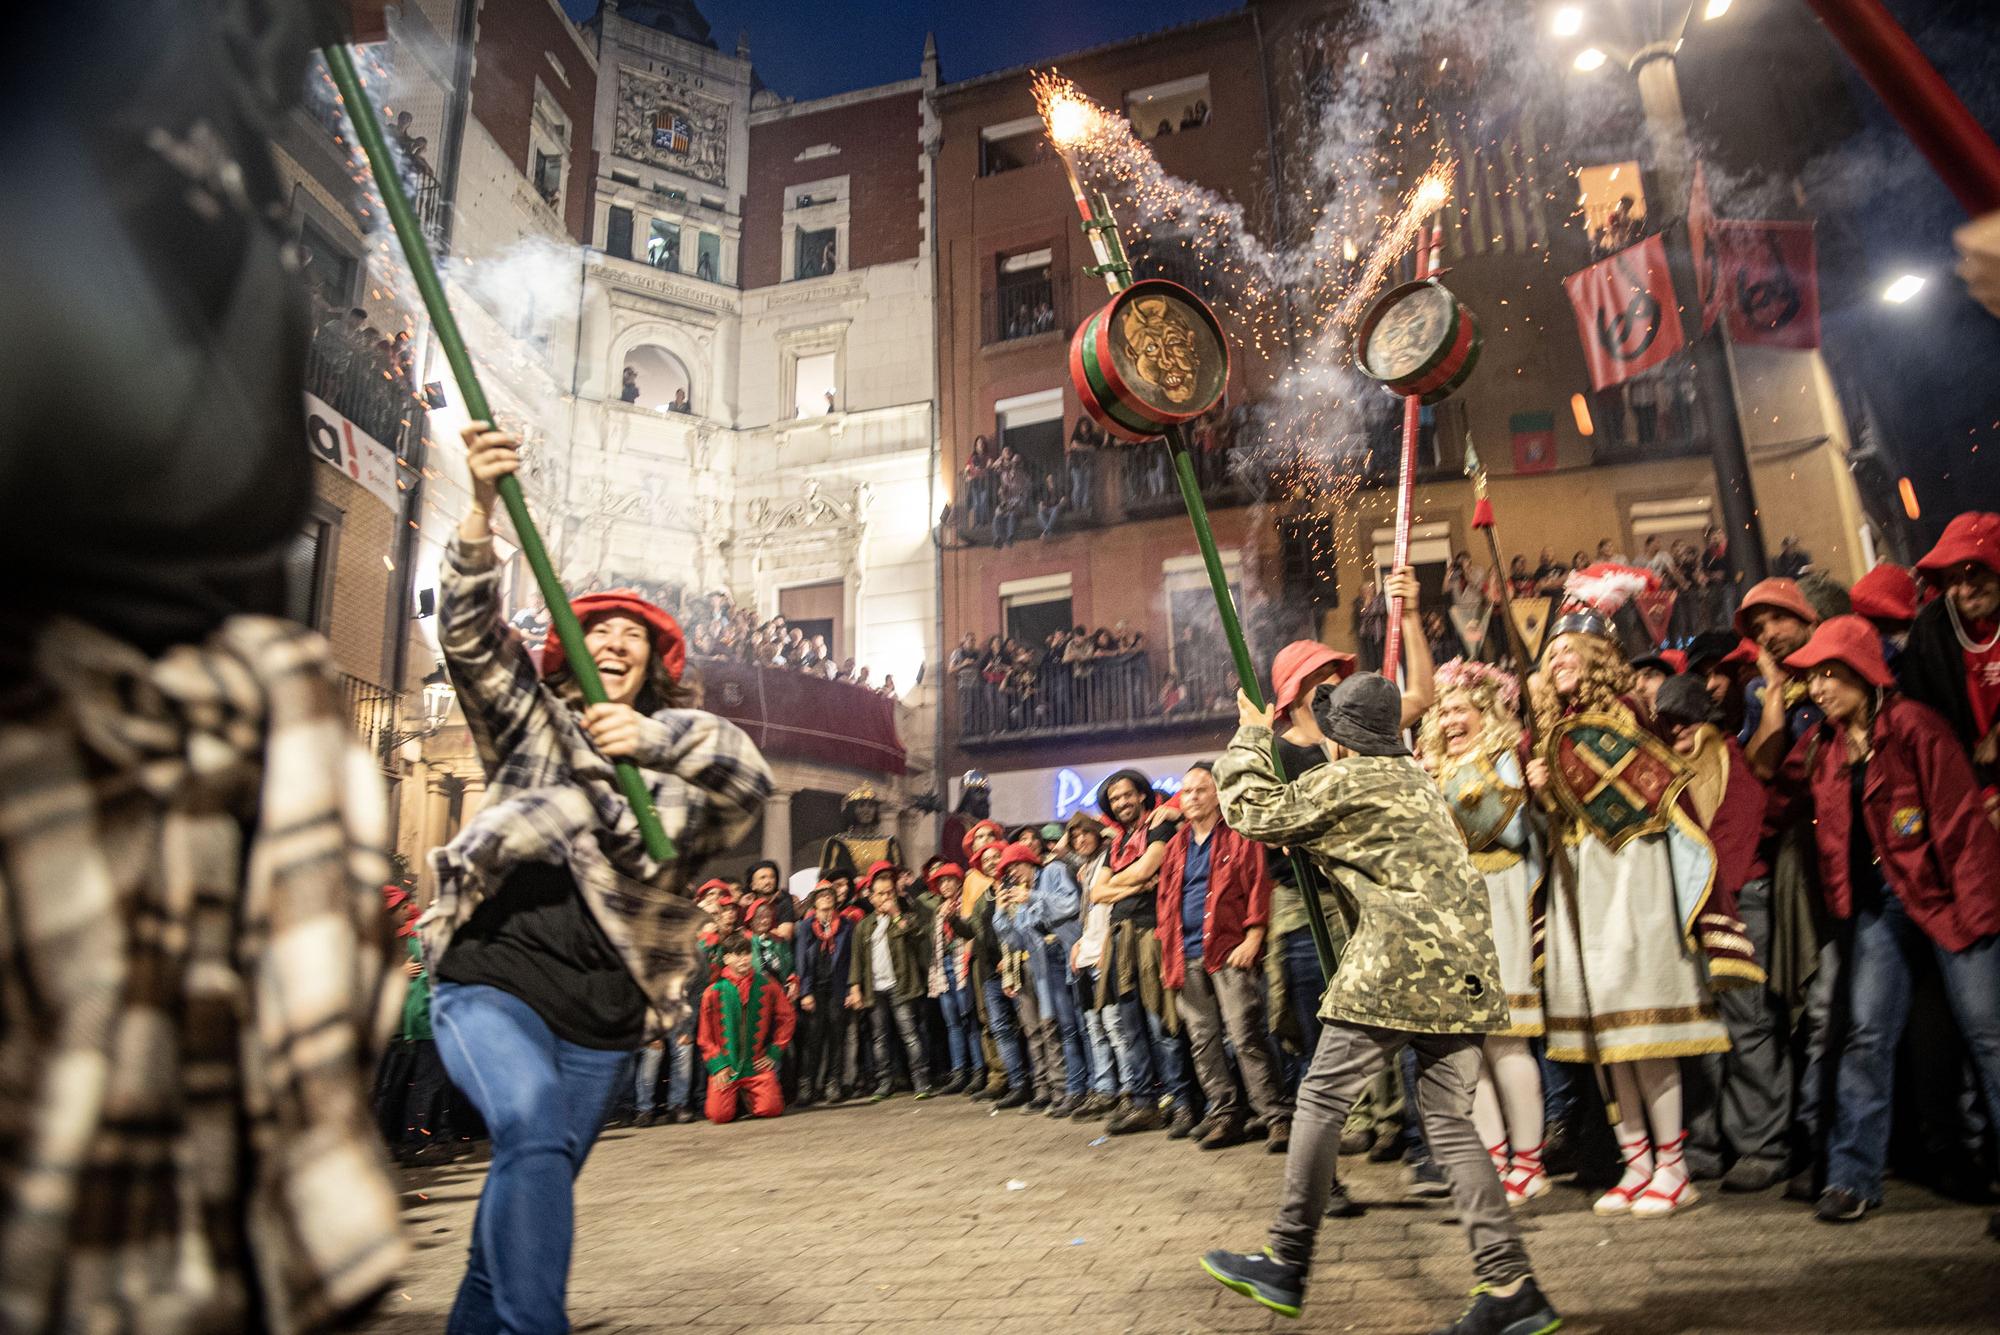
[1162,423,1338,979]
[323,44,676,863]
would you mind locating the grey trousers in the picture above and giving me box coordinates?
[1179,963,1292,1128]
[1690,878,1792,1170]
[1269,1022,1531,1287]
[1013,986,1064,1099]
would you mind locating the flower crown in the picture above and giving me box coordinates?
[1434,658,1520,712]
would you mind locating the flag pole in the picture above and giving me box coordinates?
[1381,217,1443,683]
[323,44,677,863]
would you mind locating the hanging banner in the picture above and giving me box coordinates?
[1635,588,1679,645]
[1714,220,1822,349]
[1510,410,1558,474]
[1688,162,1726,335]
[304,392,401,513]
[1510,596,1555,661]
[1563,234,1687,391]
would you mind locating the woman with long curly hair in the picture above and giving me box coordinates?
[1419,660,1549,1205]
[1526,567,1735,1220]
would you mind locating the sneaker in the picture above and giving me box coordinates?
[937,1071,970,1097]
[1540,1117,1576,1176]
[1368,1126,1405,1162]
[1265,1121,1292,1155]
[1072,1092,1116,1120]
[993,1086,1032,1110]
[869,1083,894,1103]
[913,1084,936,1100]
[970,1083,1004,1104]
[1045,1094,1079,1118]
[794,1087,818,1108]
[1721,1158,1785,1193]
[1201,1117,1249,1152]
[1199,1248,1305,1319]
[1108,1100,1165,1135]
[1814,1187,1873,1223]
[1323,1182,1366,1219]
[669,1108,697,1124]
[1428,1277,1562,1335]
[1407,1159,1451,1199]
[1339,1126,1374,1156]
[633,1109,659,1128]
[1167,1103,1200,1140]
[1027,1093,1053,1112]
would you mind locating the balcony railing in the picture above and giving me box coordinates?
[339,671,399,769]
[983,275,1063,345]
[954,653,1235,744]
[306,326,422,453]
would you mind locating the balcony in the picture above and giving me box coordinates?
[954,652,1235,745]
[339,671,399,770]
[983,274,1065,346]
[306,324,423,453]
[695,658,906,775]
[298,64,448,252]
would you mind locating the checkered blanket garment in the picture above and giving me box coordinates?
[422,537,772,1034]
[0,616,407,1333]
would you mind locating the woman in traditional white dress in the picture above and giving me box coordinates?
[1526,566,1732,1220]
[1420,660,1549,1204]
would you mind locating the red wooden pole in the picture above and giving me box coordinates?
[1381,219,1443,683]
[1802,0,2000,216]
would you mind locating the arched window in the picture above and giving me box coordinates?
[619,344,694,414]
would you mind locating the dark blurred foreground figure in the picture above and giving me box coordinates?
[0,3,409,1330]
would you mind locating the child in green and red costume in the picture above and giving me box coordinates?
[698,933,797,1123]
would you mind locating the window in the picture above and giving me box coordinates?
[990,247,1056,344]
[647,219,681,272]
[1164,553,1241,680]
[793,351,837,417]
[980,117,1043,177]
[1126,75,1211,143]
[1000,574,1073,646]
[795,226,836,279]
[779,580,844,659]
[621,344,693,413]
[297,216,358,308]
[995,389,1065,477]
[283,505,340,632]
[533,149,562,205]
[1577,160,1646,252]
[606,206,634,260]
[1370,521,1454,607]
[1627,495,1716,551]
[695,231,720,283]
[611,169,641,187]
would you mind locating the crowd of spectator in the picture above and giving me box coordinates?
[306,295,421,447]
[686,590,906,698]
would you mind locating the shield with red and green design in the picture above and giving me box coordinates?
[1547,711,1691,850]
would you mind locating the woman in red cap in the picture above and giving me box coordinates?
[1778,615,2000,1232]
[426,424,773,1333]
[1903,512,2000,811]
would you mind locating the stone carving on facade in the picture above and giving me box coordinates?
[613,66,729,186]
[744,477,869,537]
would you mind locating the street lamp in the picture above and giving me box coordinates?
[1552,0,1771,586]
[384,665,457,762]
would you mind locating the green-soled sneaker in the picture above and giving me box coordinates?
[1428,1277,1562,1335]
[1199,1248,1304,1319]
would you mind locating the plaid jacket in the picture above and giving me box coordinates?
[423,536,772,1033]
[0,616,406,1333]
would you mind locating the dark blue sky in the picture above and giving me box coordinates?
[559,0,1242,101]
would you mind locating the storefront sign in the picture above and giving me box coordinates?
[962,750,1218,825]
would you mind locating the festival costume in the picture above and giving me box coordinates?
[698,966,797,1122]
[818,782,905,884]
[1430,737,1545,1040]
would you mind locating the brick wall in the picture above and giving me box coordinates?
[469,0,599,244]
[741,89,922,289]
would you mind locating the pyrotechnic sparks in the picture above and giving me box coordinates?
[1033,73,1110,152]
[1336,161,1455,329]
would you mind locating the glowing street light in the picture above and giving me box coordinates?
[1573,46,1608,72]
[1881,273,1926,304]
[1553,6,1585,37]
[1703,0,1732,19]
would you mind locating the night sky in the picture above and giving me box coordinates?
[557,0,1243,101]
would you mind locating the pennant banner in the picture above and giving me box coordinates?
[1510,410,1558,474]
[1635,588,1678,645]
[1714,220,1821,349]
[1511,596,1554,662]
[1449,606,1491,657]
[1563,234,1687,392]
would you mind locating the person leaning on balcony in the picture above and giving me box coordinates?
[425,423,772,1333]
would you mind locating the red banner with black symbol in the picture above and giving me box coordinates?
[1713,220,1822,349]
[1563,235,1687,392]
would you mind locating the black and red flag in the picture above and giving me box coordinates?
[1563,234,1687,392]
[1713,220,1822,349]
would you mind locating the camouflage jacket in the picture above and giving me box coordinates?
[1215,726,1509,1034]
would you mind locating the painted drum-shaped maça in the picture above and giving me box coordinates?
[1070,278,1230,443]
[1354,278,1482,405]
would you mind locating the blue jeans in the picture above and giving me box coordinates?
[939,975,985,1077]
[981,976,1030,1091]
[1280,929,1326,1082]
[1069,460,1092,514]
[993,509,1018,548]
[1114,993,1191,1105]
[1082,988,1121,1095]
[632,1044,664,1116]
[1825,894,2000,1202]
[1036,946,1090,1097]
[664,1006,698,1110]
[432,983,628,1335]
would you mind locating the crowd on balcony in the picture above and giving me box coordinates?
[952,408,1255,550]
[686,591,906,699]
[306,295,421,447]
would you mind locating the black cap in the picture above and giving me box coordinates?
[1654,674,1716,727]
[1684,630,1742,673]
[1311,673,1410,757]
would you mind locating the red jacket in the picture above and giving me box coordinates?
[1155,820,1271,987]
[1786,696,2000,952]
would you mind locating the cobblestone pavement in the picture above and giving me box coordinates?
[363,1097,1998,1335]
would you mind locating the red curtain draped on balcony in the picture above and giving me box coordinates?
[696,661,906,775]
